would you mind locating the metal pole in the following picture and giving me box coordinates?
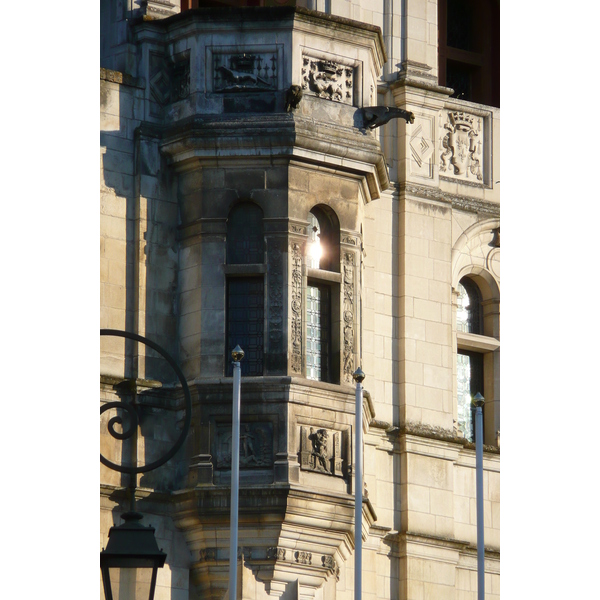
[473,393,485,600]
[229,346,244,600]
[353,368,365,600]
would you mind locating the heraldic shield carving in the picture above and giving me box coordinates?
[440,111,483,181]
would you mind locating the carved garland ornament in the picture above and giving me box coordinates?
[343,252,355,382]
[291,243,303,373]
[440,111,483,181]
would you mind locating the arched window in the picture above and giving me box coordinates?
[306,206,340,273]
[226,202,265,376]
[305,205,341,383]
[455,275,499,443]
[456,278,483,334]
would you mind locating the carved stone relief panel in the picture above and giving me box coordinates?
[299,426,345,477]
[342,252,356,383]
[409,115,435,179]
[216,422,273,469]
[210,48,280,93]
[439,111,484,182]
[149,50,190,109]
[290,243,303,374]
[301,54,356,105]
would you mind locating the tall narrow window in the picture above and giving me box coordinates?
[226,202,265,376]
[305,206,341,384]
[227,277,264,376]
[456,275,497,442]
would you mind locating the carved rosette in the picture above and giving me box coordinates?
[440,111,483,181]
[291,243,303,373]
[299,426,344,477]
[343,252,355,382]
[301,56,354,105]
[267,243,284,354]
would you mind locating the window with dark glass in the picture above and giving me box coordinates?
[456,278,483,334]
[226,202,265,376]
[438,0,500,106]
[227,277,264,376]
[457,349,483,440]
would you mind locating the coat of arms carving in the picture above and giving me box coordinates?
[440,111,483,181]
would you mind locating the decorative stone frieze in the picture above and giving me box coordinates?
[267,547,287,560]
[301,54,355,105]
[294,551,312,565]
[439,110,483,181]
[299,426,345,477]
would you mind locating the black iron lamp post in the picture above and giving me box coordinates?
[100,329,191,600]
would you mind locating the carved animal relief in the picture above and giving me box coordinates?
[440,111,483,181]
[301,56,354,105]
[299,426,344,477]
[213,52,278,92]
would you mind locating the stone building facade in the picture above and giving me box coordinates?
[100,2,500,599]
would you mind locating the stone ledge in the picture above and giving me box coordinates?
[100,67,145,89]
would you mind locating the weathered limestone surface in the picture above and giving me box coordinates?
[101,3,500,600]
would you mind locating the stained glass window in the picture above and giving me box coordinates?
[306,283,330,382]
[227,277,264,376]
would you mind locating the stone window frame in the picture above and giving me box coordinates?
[303,205,343,385]
[454,271,500,445]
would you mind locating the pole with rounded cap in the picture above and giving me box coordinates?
[352,367,365,600]
[229,345,244,600]
[472,392,485,600]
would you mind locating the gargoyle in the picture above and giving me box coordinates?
[362,106,415,129]
[285,85,303,112]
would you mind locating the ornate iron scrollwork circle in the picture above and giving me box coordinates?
[100,329,192,475]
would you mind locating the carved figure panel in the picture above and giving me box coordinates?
[216,422,273,469]
[213,51,278,92]
[301,56,355,105]
[299,426,344,477]
[440,111,483,181]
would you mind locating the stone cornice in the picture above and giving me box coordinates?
[399,183,500,217]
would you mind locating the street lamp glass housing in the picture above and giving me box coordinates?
[100,512,167,600]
